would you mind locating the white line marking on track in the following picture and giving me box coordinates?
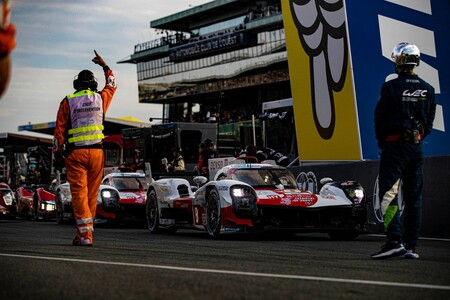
[367,234,450,242]
[1,253,450,291]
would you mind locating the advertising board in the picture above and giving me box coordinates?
[282,0,449,160]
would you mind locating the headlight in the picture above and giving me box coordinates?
[338,181,365,206]
[41,202,55,211]
[3,193,13,205]
[102,190,112,198]
[232,188,246,198]
[101,189,119,201]
[101,189,119,211]
[230,186,257,217]
[347,187,364,205]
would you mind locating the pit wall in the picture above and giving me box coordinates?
[289,155,450,239]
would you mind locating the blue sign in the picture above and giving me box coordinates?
[346,0,450,159]
[169,32,248,62]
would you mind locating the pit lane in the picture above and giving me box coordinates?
[0,219,449,299]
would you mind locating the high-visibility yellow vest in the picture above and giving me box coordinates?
[67,90,104,146]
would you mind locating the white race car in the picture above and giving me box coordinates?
[101,172,149,220]
[56,172,149,224]
[146,162,367,239]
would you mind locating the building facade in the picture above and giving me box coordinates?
[119,0,294,157]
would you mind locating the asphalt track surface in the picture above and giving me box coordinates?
[0,218,449,300]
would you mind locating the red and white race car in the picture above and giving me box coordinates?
[101,172,148,220]
[15,184,56,221]
[146,161,367,239]
[55,172,149,224]
[0,182,16,219]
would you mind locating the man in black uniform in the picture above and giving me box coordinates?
[371,42,436,259]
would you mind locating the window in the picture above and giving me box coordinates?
[180,130,202,163]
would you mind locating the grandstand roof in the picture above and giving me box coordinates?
[150,0,257,32]
[0,132,52,149]
[17,116,150,136]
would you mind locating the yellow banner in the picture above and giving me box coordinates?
[281,0,361,160]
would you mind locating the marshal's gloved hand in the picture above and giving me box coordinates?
[53,152,65,171]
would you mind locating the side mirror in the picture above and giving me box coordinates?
[193,176,208,187]
[320,177,333,185]
[144,162,153,183]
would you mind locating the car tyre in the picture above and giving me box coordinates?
[56,194,65,224]
[10,198,18,219]
[146,190,160,233]
[206,188,221,238]
[31,195,39,221]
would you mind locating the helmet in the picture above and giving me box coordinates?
[73,69,98,91]
[391,42,420,67]
[29,164,36,169]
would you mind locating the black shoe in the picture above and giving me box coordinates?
[371,241,406,259]
[72,237,80,246]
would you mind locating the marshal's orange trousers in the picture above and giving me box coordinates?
[65,148,104,244]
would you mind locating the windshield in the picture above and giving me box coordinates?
[232,168,298,188]
[110,177,146,191]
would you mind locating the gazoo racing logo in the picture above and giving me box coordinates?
[279,192,319,207]
[402,89,428,102]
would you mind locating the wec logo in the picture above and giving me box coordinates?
[402,90,427,97]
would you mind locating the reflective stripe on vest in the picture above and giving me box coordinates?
[67,90,104,147]
[69,124,104,135]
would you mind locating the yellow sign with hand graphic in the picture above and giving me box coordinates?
[281,0,361,161]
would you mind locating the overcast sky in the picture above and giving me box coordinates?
[0,0,210,135]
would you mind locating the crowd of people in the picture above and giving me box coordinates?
[160,138,289,177]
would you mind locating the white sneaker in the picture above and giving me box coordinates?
[404,249,419,259]
[80,238,92,246]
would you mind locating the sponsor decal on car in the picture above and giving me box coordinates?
[118,192,146,204]
[258,190,319,207]
[120,192,137,199]
[280,197,292,205]
[160,218,175,225]
[222,226,244,232]
[283,192,319,207]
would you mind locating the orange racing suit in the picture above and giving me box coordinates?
[53,67,117,244]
